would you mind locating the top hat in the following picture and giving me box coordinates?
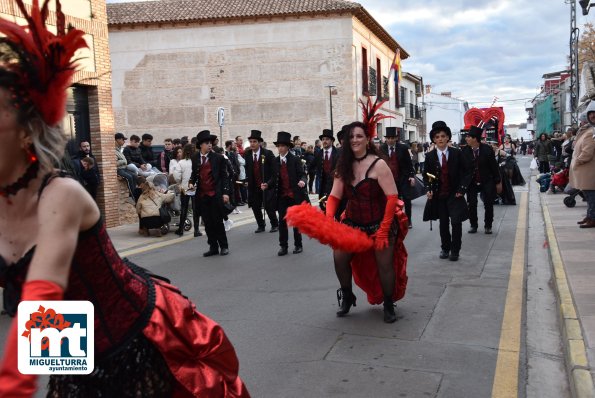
[319,129,335,141]
[273,131,293,147]
[429,121,452,140]
[385,127,398,138]
[196,130,217,145]
[115,132,127,140]
[337,125,349,142]
[248,129,264,142]
[467,125,484,140]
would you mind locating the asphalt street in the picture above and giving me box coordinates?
[0,156,572,397]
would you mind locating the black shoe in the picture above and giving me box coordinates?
[194,230,202,237]
[468,227,478,234]
[175,228,183,236]
[408,222,413,229]
[485,227,492,234]
[203,249,219,257]
[336,288,357,317]
[383,297,397,323]
[255,227,265,233]
[238,202,246,206]
[220,248,229,256]
[293,246,303,254]
[278,247,288,256]
[449,252,459,261]
[439,250,450,259]
[270,226,279,233]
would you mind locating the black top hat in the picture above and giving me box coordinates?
[196,130,217,145]
[273,131,293,147]
[385,127,398,138]
[319,129,335,141]
[467,125,484,140]
[429,121,452,141]
[337,125,349,142]
[248,130,264,142]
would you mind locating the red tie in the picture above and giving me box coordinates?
[254,154,258,163]
[442,152,447,168]
[201,155,206,165]
[325,151,329,162]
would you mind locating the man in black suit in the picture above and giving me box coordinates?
[189,130,231,257]
[380,127,415,227]
[423,121,473,261]
[243,130,279,233]
[312,129,340,207]
[264,131,310,256]
[463,126,502,234]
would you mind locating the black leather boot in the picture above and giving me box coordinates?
[336,288,357,317]
[383,296,397,323]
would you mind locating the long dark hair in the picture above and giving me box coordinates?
[183,143,194,159]
[335,121,385,185]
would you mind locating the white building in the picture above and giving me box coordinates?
[423,88,469,144]
[398,72,424,143]
[107,0,410,145]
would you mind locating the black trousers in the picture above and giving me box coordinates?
[467,183,495,229]
[438,198,462,254]
[538,160,550,174]
[179,193,200,233]
[250,190,278,228]
[199,195,228,250]
[308,171,316,192]
[277,196,302,248]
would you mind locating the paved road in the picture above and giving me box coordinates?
[0,156,572,397]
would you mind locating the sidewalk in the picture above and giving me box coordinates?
[542,186,595,397]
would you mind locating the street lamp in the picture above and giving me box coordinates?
[325,84,336,133]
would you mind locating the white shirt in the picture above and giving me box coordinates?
[280,155,288,164]
[177,159,193,189]
[437,148,449,167]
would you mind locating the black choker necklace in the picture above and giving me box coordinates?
[354,153,367,161]
[0,161,39,204]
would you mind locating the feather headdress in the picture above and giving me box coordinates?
[359,95,394,139]
[0,0,87,126]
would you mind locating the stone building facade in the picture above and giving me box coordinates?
[1,0,118,227]
[107,0,408,146]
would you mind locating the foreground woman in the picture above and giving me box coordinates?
[0,1,249,396]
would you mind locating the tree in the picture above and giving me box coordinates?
[578,23,595,72]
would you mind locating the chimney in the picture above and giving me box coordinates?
[425,84,432,94]
[440,91,452,97]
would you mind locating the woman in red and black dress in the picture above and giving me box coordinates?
[0,2,249,397]
[324,122,408,323]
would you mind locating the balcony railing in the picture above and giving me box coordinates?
[405,103,421,119]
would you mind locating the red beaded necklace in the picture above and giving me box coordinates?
[0,160,39,205]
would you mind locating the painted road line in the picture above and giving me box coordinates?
[543,200,595,398]
[491,191,527,398]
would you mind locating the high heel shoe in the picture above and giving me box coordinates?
[336,288,356,317]
[383,296,397,323]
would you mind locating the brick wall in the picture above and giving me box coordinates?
[1,0,119,227]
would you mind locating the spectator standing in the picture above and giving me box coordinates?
[570,102,595,228]
[304,145,316,194]
[160,138,174,173]
[534,133,552,173]
[235,135,245,157]
[174,144,202,237]
[417,143,426,174]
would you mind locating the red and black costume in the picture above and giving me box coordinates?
[0,174,249,397]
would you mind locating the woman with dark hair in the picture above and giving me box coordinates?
[534,133,552,173]
[175,143,202,237]
[0,2,248,396]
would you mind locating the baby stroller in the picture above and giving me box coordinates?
[147,174,193,234]
[563,186,585,208]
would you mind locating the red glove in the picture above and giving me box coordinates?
[374,194,401,250]
[325,194,340,219]
[0,280,64,398]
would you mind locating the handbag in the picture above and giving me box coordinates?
[150,196,171,225]
[530,158,538,170]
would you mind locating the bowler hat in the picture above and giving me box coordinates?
[319,129,335,141]
[196,130,217,145]
[429,121,452,141]
[385,127,398,138]
[467,125,484,140]
[273,131,293,147]
[248,130,264,142]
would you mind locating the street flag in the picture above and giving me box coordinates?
[391,48,402,86]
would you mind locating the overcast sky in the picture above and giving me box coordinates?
[106,0,595,124]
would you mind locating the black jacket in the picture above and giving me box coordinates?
[423,147,472,196]
[461,144,501,187]
[379,142,414,187]
[123,146,147,168]
[243,147,275,192]
[190,151,231,198]
[312,146,340,196]
[140,144,159,169]
[225,151,240,178]
[266,152,310,206]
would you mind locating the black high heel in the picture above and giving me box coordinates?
[383,296,397,323]
[336,288,357,317]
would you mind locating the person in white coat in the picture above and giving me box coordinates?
[175,144,202,237]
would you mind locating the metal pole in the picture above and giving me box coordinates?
[570,0,580,126]
[219,125,223,147]
[329,86,334,134]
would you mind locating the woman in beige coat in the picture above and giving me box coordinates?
[569,116,595,228]
[136,181,175,236]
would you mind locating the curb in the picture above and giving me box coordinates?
[542,194,595,398]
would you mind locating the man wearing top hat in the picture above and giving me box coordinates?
[423,121,473,261]
[313,129,340,207]
[263,131,310,256]
[189,130,231,256]
[243,129,279,233]
[462,126,502,234]
[380,126,415,228]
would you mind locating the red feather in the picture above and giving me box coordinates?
[0,0,88,126]
[359,95,394,139]
[286,203,374,252]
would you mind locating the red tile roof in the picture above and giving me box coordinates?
[107,0,408,58]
